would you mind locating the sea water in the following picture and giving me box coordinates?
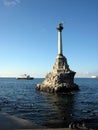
[0,78,98,129]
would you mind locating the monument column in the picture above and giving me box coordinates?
[37,23,79,93]
[57,23,63,55]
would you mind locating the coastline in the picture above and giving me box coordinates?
[0,112,38,130]
[0,112,71,130]
[0,112,96,130]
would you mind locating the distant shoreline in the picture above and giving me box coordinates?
[0,77,98,79]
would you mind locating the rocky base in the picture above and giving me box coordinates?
[37,83,79,93]
[36,72,79,93]
[37,54,79,94]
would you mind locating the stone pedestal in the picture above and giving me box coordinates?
[36,54,79,93]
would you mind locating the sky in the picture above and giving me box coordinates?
[0,0,98,78]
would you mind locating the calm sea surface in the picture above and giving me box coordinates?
[0,78,98,129]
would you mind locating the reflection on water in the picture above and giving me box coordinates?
[0,78,98,129]
[44,94,75,128]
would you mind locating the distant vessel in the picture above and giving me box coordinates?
[16,74,34,80]
[91,76,98,78]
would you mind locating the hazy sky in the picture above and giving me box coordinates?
[0,0,98,77]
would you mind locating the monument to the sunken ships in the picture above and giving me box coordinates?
[37,23,79,93]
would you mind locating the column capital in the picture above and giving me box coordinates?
[57,23,64,31]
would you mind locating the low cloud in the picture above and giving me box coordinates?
[3,0,20,7]
[75,70,98,78]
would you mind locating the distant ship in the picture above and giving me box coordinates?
[16,74,34,80]
[91,76,98,78]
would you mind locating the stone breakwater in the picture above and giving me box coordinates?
[36,54,79,93]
